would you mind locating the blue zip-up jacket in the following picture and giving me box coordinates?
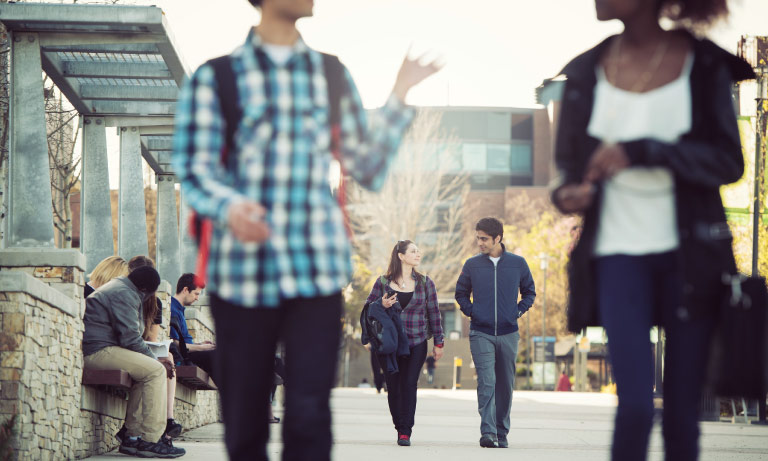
[455,244,536,336]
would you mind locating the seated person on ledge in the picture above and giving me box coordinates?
[170,273,216,382]
[82,266,186,458]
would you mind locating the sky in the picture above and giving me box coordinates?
[82,0,768,187]
[144,0,768,109]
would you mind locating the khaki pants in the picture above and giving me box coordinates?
[84,346,166,442]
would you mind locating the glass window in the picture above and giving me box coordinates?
[486,144,511,172]
[510,143,532,173]
[462,144,486,171]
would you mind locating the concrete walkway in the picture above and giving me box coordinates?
[90,388,768,460]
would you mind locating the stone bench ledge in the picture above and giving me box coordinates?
[0,248,85,270]
[0,271,79,317]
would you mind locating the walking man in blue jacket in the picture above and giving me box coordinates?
[455,217,536,448]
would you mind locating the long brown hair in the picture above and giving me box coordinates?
[384,240,423,287]
[128,255,159,339]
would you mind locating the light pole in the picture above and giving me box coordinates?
[540,253,548,390]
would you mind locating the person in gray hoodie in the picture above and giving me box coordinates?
[82,266,185,458]
[455,217,536,449]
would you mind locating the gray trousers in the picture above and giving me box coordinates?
[469,329,520,438]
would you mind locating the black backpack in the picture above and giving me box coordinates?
[189,52,349,287]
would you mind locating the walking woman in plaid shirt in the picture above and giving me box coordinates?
[366,240,444,446]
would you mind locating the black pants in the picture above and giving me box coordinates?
[370,350,385,392]
[211,293,342,461]
[187,350,217,383]
[381,340,427,437]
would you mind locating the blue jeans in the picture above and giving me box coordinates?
[597,253,715,461]
[469,329,520,438]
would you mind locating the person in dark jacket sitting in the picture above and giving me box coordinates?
[549,1,753,459]
[366,240,444,447]
[455,217,536,449]
[82,266,185,458]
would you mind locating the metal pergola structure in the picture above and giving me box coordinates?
[1,2,195,284]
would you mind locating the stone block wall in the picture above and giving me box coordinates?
[0,265,84,461]
[175,296,221,428]
[0,251,220,460]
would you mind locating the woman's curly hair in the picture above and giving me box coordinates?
[659,0,729,27]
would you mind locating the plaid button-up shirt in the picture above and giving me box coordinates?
[366,274,444,347]
[173,30,414,308]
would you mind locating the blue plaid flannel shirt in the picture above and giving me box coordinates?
[172,30,414,308]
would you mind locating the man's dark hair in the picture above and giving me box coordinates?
[476,217,504,242]
[176,273,202,295]
[128,266,161,293]
[248,0,262,7]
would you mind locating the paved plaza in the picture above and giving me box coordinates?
[90,388,768,460]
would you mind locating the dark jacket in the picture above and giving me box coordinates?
[82,277,155,359]
[552,33,755,333]
[362,298,410,373]
[455,244,536,336]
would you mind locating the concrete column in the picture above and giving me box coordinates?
[156,174,180,288]
[81,117,114,275]
[118,126,149,260]
[179,190,198,275]
[6,32,54,247]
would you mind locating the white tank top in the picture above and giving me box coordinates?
[587,52,694,257]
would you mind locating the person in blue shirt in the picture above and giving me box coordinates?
[455,217,536,449]
[170,273,216,382]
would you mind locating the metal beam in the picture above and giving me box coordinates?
[62,61,171,79]
[38,33,166,47]
[140,143,164,174]
[84,100,176,116]
[41,43,160,54]
[105,116,175,127]
[139,125,174,135]
[39,49,89,114]
[80,85,178,101]
[144,138,173,151]
[0,3,166,31]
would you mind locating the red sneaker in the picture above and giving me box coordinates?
[397,434,411,446]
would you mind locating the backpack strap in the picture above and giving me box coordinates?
[209,55,242,166]
[321,53,353,238]
[190,55,242,288]
[321,53,344,135]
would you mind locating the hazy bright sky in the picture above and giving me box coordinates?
[90,0,768,188]
[141,0,768,109]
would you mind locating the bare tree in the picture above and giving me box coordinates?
[0,0,11,246]
[44,79,80,248]
[347,110,474,302]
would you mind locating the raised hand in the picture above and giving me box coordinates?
[392,49,444,101]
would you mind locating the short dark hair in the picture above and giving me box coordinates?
[476,217,504,242]
[128,266,161,293]
[248,0,262,7]
[176,273,201,295]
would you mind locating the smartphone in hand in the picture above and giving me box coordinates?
[385,289,397,298]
